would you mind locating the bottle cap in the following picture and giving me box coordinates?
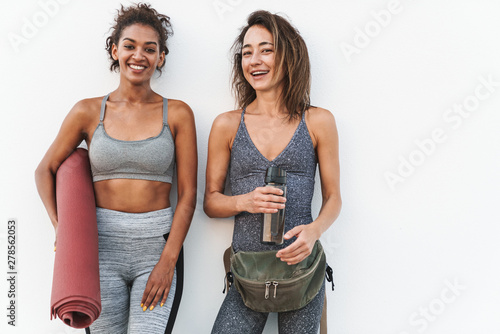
[265,167,287,184]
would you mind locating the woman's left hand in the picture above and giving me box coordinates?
[276,224,320,265]
[140,260,175,311]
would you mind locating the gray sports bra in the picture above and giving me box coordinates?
[89,94,175,183]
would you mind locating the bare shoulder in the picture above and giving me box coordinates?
[304,107,338,146]
[305,106,336,128]
[167,99,193,115]
[71,96,102,115]
[64,96,103,136]
[211,109,242,133]
[208,109,242,150]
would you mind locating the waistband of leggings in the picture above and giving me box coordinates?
[96,206,173,238]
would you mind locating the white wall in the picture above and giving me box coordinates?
[1,0,499,333]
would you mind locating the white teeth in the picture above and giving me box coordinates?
[252,71,269,76]
[129,64,146,70]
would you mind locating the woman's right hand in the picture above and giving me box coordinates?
[237,186,286,214]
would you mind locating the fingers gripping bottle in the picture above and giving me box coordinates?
[261,167,287,245]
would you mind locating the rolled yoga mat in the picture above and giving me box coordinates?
[50,148,101,328]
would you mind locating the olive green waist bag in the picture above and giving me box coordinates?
[230,241,326,313]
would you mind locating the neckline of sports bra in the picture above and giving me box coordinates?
[99,123,168,143]
[98,93,169,143]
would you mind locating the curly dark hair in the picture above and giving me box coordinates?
[105,3,173,74]
[231,10,311,121]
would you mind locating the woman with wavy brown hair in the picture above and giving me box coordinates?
[204,10,341,334]
[35,3,196,333]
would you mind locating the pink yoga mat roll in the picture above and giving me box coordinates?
[50,148,101,328]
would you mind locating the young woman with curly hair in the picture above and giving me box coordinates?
[35,3,197,333]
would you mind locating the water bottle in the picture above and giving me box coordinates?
[261,167,287,245]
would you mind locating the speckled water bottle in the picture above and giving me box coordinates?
[261,167,287,245]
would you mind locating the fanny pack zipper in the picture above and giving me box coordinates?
[235,250,323,300]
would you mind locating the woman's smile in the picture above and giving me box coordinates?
[241,25,282,92]
[112,24,165,83]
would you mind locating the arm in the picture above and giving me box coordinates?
[276,108,342,265]
[35,100,94,247]
[203,112,286,218]
[141,100,198,310]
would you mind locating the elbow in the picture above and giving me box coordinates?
[334,192,342,208]
[34,163,50,188]
[204,209,217,219]
[334,195,342,218]
[34,166,42,184]
[203,194,219,218]
[203,199,215,218]
[323,191,342,212]
[34,161,44,180]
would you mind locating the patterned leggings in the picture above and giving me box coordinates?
[86,207,183,334]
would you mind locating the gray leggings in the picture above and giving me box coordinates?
[87,207,183,334]
[211,280,325,334]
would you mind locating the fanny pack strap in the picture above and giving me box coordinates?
[222,245,333,332]
[223,246,233,293]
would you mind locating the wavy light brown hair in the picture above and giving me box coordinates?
[231,10,311,120]
[105,3,173,74]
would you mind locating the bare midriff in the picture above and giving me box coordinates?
[93,179,171,213]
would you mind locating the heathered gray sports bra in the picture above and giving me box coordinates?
[89,94,175,183]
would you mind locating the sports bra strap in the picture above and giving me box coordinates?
[100,94,110,122]
[100,94,167,123]
[162,97,168,125]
